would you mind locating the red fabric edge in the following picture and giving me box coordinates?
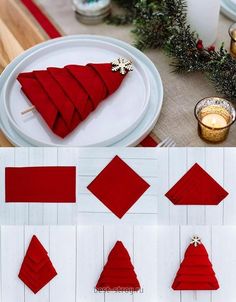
[139,135,158,147]
[19,0,158,147]
[20,0,62,38]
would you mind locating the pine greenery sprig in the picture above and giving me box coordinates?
[109,0,236,102]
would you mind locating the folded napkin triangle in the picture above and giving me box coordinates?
[19,235,57,294]
[165,163,228,205]
[172,237,219,291]
[17,60,130,138]
[96,241,141,291]
[87,155,150,218]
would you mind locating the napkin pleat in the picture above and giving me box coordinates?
[47,67,92,120]
[33,70,76,127]
[19,235,57,294]
[18,62,130,138]
[96,241,140,291]
[166,163,228,205]
[17,73,58,129]
[66,65,107,109]
[172,241,219,291]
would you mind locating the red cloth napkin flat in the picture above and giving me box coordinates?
[5,166,76,203]
[96,241,140,291]
[17,62,129,138]
[172,240,219,290]
[165,163,228,205]
[87,155,150,219]
[19,235,57,294]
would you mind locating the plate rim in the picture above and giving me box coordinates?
[221,0,236,20]
[0,35,163,147]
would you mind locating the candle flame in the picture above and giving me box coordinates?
[212,117,217,127]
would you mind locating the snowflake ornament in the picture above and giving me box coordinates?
[190,236,202,247]
[111,58,133,75]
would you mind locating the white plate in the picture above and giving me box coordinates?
[3,38,150,147]
[0,35,163,146]
[221,0,236,20]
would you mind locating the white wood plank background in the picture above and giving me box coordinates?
[1,226,236,302]
[0,225,158,302]
[0,147,234,225]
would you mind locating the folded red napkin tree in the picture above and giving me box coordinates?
[165,163,228,205]
[5,166,76,203]
[172,236,219,290]
[87,155,150,218]
[17,58,132,138]
[19,235,57,294]
[96,241,141,291]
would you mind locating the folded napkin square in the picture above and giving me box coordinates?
[19,235,57,294]
[17,61,130,138]
[87,155,150,218]
[165,163,228,205]
[96,241,140,291]
[5,166,76,203]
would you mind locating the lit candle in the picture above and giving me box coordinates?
[186,0,220,46]
[194,97,236,143]
[201,114,227,129]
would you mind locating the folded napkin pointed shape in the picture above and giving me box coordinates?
[172,237,219,291]
[165,163,228,205]
[19,235,57,294]
[96,241,141,291]
[87,155,150,218]
[17,60,130,138]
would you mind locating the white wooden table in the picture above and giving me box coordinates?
[0,147,235,225]
[1,225,236,302]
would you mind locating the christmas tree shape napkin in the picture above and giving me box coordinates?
[96,241,141,291]
[17,59,132,138]
[165,163,228,205]
[172,236,219,290]
[5,166,76,203]
[87,155,150,218]
[19,235,57,294]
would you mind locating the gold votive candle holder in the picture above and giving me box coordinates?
[194,97,236,143]
[229,23,236,57]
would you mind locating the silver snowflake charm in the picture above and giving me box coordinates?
[190,236,202,247]
[111,58,133,75]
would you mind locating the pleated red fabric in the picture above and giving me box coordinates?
[165,163,228,205]
[19,235,57,294]
[96,241,141,291]
[172,239,219,290]
[87,155,150,218]
[17,63,129,138]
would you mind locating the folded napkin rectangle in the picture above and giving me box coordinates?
[5,166,76,203]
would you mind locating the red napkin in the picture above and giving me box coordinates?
[172,239,219,290]
[87,155,150,219]
[5,166,76,203]
[17,62,130,138]
[19,235,57,294]
[165,163,228,205]
[96,241,140,291]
